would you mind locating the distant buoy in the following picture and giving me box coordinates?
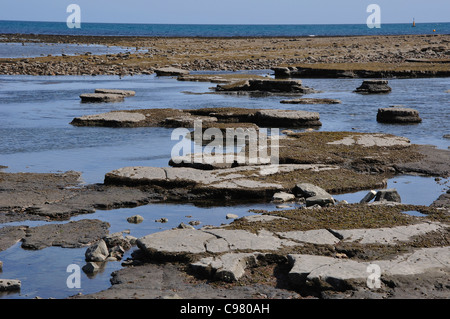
[433,29,436,32]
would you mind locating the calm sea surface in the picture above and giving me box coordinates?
[1,20,449,37]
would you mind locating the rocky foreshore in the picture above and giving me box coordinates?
[1,128,449,298]
[1,32,450,300]
[1,34,449,76]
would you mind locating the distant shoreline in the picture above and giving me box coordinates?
[1,33,449,77]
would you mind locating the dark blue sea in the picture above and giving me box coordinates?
[1,20,449,37]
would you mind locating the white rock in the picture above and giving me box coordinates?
[0,279,21,292]
[272,192,295,202]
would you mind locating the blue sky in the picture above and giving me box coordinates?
[1,0,448,24]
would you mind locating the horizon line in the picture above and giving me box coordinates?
[1,19,448,26]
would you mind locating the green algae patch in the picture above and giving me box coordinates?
[278,131,424,172]
[227,204,445,234]
[252,167,387,194]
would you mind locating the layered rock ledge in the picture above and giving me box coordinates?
[70,107,322,128]
[377,107,422,124]
[103,164,339,200]
[354,80,392,94]
[280,98,342,105]
[74,203,449,299]
[214,79,317,95]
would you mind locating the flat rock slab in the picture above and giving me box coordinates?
[254,109,322,127]
[331,222,446,245]
[215,79,316,94]
[136,227,298,261]
[277,229,341,245]
[203,228,290,252]
[71,107,322,129]
[327,133,410,147]
[137,229,217,257]
[21,219,110,250]
[94,89,136,96]
[71,112,147,127]
[377,107,422,124]
[104,164,338,198]
[280,98,342,104]
[80,93,125,103]
[288,247,450,290]
[155,67,189,76]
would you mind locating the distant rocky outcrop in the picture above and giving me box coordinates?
[80,93,125,103]
[280,98,342,104]
[377,106,422,124]
[71,107,322,128]
[272,66,450,79]
[354,80,392,94]
[0,279,21,292]
[215,79,317,95]
[80,89,136,103]
[155,67,190,76]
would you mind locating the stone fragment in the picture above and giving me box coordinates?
[294,183,330,198]
[272,192,295,202]
[80,93,125,103]
[85,239,109,262]
[293,183,335,207]
[71,112,146,127]
[254,109,322,127]
[305,195,335,207]
[374,189,401,203]
[127,215,144,224]
[190,253,261,282]
[360,190,377,203]
[82,262,102,274]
